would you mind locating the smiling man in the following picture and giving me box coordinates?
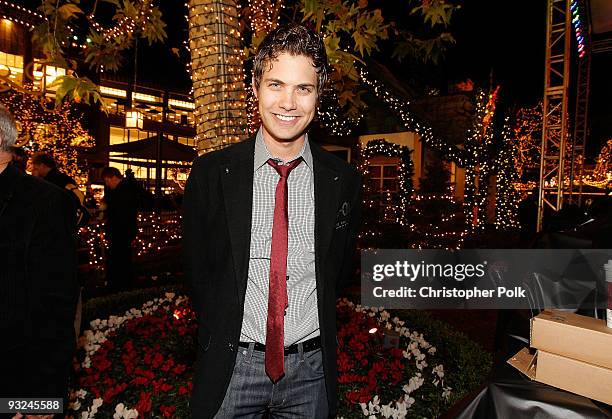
[184,24,361,418]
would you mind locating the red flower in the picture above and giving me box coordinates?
[95,357,112,372]
[345,390,361,404]
[172,364,187,375]
[160,405,176,417]
[135,392,152,414]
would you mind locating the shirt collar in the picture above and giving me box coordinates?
[254,128,313,172]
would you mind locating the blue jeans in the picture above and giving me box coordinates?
[214,342,329,418]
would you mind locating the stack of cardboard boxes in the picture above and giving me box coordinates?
[508,309,612,405]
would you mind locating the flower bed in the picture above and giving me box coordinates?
[71,293,196,418]
[70,292,489,418]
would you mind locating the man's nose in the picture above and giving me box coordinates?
[279,90,297,111]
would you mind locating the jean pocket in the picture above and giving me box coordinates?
[302,348,325,377]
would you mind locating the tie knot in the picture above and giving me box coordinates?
[267,158,302,178]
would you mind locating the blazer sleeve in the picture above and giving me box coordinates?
[336,171,362,295]
[26,188,78,397]
[183,158,210,314]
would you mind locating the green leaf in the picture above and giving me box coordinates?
[58,3,83,20]
[410,0,458,28]
[50,75,106,108]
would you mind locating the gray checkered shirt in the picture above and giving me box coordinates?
[239,129,319,346]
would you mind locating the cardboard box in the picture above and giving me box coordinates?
[508,348,612,405]
[530,310,612,370]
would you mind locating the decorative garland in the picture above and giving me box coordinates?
[359,66,468,167]
[359,138,414,226]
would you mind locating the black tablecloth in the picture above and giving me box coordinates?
[454,359,612,419]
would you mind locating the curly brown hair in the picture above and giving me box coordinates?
[253,24,328,97]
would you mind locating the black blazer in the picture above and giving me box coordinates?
[183,136,361,418]
[0,164,78,398]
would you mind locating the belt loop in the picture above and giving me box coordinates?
[298,341,304,361]
[247,342,255,363]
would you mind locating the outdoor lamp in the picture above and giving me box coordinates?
[125,109,144,130]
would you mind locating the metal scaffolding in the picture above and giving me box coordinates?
[569,19,591,206]
[538,0,572,231]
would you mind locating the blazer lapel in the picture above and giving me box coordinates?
[311,142,342,297]
[220,138,255,307]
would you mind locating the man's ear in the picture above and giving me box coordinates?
[252,77,258,100]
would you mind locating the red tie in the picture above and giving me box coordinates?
[265,157,302,383]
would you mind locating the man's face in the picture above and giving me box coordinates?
[30,162,45,177]
[254,53,318,145]
[104,176,120,190]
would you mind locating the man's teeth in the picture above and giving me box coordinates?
[276,115,297,121]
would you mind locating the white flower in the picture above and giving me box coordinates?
[165,292,175,299]
[403,374,425,394]
[442,386,452,400]
[380,311,390,321]
[113,403,126,419]
[124,408,138,419]
[76,389,87,399]
[428,346,437,355]
[69,400,81,411]
[433,364,445,378]
[92,397,103,410]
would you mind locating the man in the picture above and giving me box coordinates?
[30,152,88,227]
[9,146,28,172]
[101,167,138,293]
[184,24,361,418]
[31,152,76,189]
[0,105,78,416]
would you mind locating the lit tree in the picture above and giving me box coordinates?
[463,88,498,233]
[494,119,520,229]
[0,90,93,181]
[410,157,464,249]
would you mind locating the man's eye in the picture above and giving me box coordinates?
[298,87,312,93]
[269,83,280,88]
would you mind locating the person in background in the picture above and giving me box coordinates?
[101,167,138,293]
[30,152,89,227]
[9,146,27,173]
[31,152,76,190]
[0,105,78,418]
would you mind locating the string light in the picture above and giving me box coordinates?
[188,0,247,153]
[358,139,414,228]
[495,118,520,229]
[78,212,183,268]
[317,90,362,136]
[0,89,93,182]
[359,66,468,166]
[0,1,44,29]
[571,0,587,59]
[463,89,498,233]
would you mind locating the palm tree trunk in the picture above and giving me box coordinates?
[188,0,246,153]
